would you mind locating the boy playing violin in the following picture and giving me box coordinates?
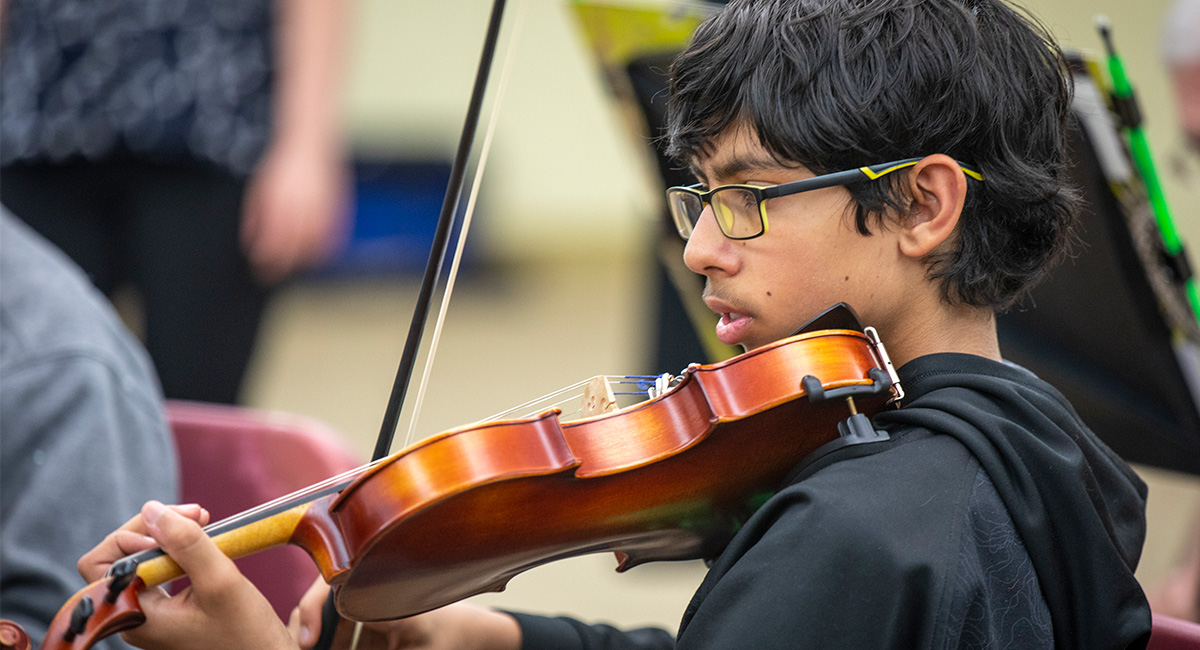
[79,0,1152,648]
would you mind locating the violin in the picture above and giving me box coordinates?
[37,316,900,650]
[28,1,909,646]
[0,620,31,650]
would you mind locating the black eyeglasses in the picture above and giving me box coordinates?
[666,158,984,240]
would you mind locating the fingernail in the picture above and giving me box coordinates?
[143,500,165,527]
[300,625,313,646]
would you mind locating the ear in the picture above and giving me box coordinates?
[897,154,968,259]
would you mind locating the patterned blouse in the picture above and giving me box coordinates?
[1,0,275,175]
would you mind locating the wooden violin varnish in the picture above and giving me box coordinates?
[0,619,31,650]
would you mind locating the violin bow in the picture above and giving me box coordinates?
[315,0,512,646]
[372,0,509,461]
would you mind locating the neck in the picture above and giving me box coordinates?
[875,299,1001,368]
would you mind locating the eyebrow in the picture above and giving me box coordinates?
[690,155,791,185]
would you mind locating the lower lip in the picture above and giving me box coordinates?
[715,313,753,346]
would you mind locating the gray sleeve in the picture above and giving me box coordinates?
[0,351,178,650]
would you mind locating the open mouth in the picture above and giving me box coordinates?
[715,311,753,347]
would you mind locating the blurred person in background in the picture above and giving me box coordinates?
[1166,0,1200,152]
[0,207,178,650]
[0,0,353,404]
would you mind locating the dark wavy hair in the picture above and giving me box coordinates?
[665,0,1078,310]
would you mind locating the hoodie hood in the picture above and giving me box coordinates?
[875,353,1151,649]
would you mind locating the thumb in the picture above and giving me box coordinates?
[294,577,332,648]
[142,500,236,591]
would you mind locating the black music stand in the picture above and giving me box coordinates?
[996,56,1200,475]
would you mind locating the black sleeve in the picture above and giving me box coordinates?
[510,612,675,650]
[511,435,982,650]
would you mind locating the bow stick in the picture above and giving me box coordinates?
[315,0,512,646]
[373,0,509,460]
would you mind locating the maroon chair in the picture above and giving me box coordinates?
[165,400,362,620]
[1150,613,1200,649]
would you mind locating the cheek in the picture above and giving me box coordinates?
[757,239,884,318]
[758,261,827,312]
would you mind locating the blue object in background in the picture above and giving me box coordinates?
[324,158,461,276]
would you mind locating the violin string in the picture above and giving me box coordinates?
[482,374,670,421]
[116,460,386,570]
[193,450,409,535]
[478,377,595,421]
[195,460,384,534]
[202,325,647,529]
[401,0,529,451]
[529,392,592,418]
[487,375,665,421]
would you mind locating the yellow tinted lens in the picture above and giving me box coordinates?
[713,202,736,234]
[712,188,762,238]
[667,190,702,238]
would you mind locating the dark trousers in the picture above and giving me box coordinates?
[1,160,269,404]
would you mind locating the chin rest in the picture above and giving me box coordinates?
[794,303,864,336]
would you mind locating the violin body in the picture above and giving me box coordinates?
[298,326,894,620]
[40,323,897,648]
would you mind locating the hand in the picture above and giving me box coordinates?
[289,579,521,650]
[78,502,207,584]
[240,140,352,285]
[78,501,297,650]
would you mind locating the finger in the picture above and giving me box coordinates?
[109,501,161,537]
[295,577,331,648]
[287,607,308,648]
[141,501,238,593]
[105,501,208,537]
[105,529,159,557]
[168,503,209,525]
[77,529,157,581]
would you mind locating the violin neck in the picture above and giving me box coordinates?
[135,502,312,587]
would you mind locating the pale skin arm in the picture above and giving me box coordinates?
[241,0,353,285]
[77,501,521,650]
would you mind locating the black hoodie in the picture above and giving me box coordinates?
[515,353,1151,649]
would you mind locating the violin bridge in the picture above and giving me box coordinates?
[579,376,619,418]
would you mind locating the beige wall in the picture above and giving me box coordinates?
[343,0,661,264]
[342,0,1200,262]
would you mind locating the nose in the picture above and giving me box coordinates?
[683,204,739,276]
